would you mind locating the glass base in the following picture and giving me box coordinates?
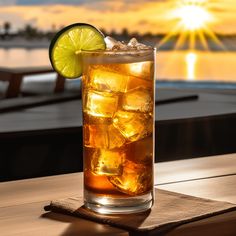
[84,190,154,214]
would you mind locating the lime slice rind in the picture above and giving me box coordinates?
[49,23,106,79]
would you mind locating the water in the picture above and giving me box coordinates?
[158,51,236,82]
[0,48,236,83]
[0,48,50,68]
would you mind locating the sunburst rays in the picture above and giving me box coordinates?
[158,0,225,50]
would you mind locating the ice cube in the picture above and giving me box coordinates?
[127,38,152,50]
[126,135,153,165]
[126,75,153,91]
[109,160,152,195]
[83,112,112,125]
[105,36,151,51]
[104,36,119,50]
[122,87,153,113]
[91,149,125,176]
[127,37,138,47]
[136,42,152,50]
[112,43,127,50]
[113,110,153,142]
[84,124,125,149]
[84,89,118,118]
[104,36,128,50]
[89,66,129,92]
[126,61,154,80]
[88,64,153,91]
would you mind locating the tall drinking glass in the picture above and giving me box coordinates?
[82,48,156,214]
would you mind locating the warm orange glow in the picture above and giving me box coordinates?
[173,4,212,30]
[0,0,235,35]
[186,52,197,80]
[158,0,225,50]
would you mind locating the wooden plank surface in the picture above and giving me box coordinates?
[1,154,236,208]
[0,98,236,132]
[0,100,83,133]
[160,174,236,235]
[1,154,236,235]
[0,195,235,236]
[158,175,236,203]
[155,153,236,185]
[0,93,81,113]
[0,89,236,133]
[1,176,236,236]
[0,201,127,236]
[0,66,52,74]
[0,173,82,208]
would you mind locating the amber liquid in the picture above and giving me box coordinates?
[82,60,154,199]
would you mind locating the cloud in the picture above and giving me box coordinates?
[0,0,17,5]
[0,0,104,6]
[1,0,168,7]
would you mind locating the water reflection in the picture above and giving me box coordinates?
[185,52,197,80]
[0,48,236,82]
[0,48,50,67]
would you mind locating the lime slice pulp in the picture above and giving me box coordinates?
[49,23,106,79]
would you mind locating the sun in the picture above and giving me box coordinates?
[158,0,225,50]
[175,4,212,30]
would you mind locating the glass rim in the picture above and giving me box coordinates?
[81,47,156,55]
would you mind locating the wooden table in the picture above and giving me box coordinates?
[1,153,236,235]
[0,66,65,98]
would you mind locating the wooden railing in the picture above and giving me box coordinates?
[0,66,65,98]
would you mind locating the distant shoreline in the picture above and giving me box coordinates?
[0,38,50,49]
[1,37,236,51]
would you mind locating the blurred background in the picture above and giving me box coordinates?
[0,0,236,85]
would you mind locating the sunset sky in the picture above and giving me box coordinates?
[0,0,235,34]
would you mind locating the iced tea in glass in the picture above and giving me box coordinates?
[82,48,155,214]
